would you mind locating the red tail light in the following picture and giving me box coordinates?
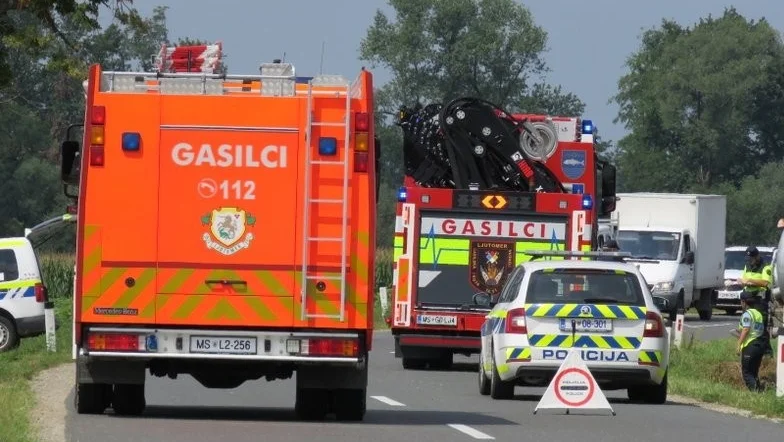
[89,145,105,166]
[34,283,47,303]
[355,112,369,131]
[87,332,142,351]
[307,338,359,357]
[354,152,368,172]
[505,308,527,334]
[643,311,664,338]
[91,105,106,125]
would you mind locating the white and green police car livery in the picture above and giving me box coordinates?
[477,251,670,404]
[0,237,47,352]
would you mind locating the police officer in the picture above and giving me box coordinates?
[739,246,774,355]
[735,292,767,391]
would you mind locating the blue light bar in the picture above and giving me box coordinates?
[398,186,407,202]
[581,120,593,135]
[582,194,593,210]
[121,132,141,151]
[318,137,337,156]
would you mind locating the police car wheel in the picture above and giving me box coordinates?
[478,358,491,396]
[489,352,515,400]
[0,316,19,352]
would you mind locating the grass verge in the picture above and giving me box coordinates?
[0,298,74,442]
[669,336,784,419]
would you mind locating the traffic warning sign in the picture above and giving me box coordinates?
[534,349,615,416]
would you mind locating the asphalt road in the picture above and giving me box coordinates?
[65,315,782,442]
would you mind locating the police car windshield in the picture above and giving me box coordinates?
[725,250,772,270]
[526,268,645,306]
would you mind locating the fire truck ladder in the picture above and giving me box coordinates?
[300,74,353,321]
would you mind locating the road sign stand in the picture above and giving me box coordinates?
[672,310,685,349]
[777,335,783,398]
[533,348,615,416]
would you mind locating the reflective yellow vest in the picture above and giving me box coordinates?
[739,308,765,349]
[741,264,773,294]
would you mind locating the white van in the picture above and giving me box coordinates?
[0,237,48,352]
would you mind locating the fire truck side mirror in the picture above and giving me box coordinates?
[473,292,493,307]
[61,140,81,184]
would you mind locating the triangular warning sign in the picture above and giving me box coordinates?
[533,349,615,416]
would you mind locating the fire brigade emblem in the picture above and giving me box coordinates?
[561,149,586,180]
[201,207,256,255]
[469,241,515,295]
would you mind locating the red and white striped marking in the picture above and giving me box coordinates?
[156,42,223,73]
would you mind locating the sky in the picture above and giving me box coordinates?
[110,0,784,145]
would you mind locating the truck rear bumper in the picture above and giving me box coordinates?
[79,326,364,364]
[393,331,481,358]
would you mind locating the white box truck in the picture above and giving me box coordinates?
[613,193,726,321]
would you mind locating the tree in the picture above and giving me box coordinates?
[612,8,784,192]
[0,0,141,87]
[359,0,584,114]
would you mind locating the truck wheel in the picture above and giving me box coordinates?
[478,359,490,396]
[112,384,146,416]
[74,383,112,414]
[333,388,367,421]
[697,308,712,321]
[489,354,515,400]
[0,315,19,352]
[429,353,453,370]
[402,357,426,370]
[295,388,329,421]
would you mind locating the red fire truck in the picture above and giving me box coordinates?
[388,98,617,369]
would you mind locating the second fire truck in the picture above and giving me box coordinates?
[389,98,617,369]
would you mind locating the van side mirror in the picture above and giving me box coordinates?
[683,251,694,265]
[653,296,670,311]
[61,140,81,185]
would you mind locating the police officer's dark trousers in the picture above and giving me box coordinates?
[741,339,766,391]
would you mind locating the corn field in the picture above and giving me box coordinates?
[39,253,75,299]
[39,249,396,299]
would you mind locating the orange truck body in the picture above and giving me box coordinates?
[62,58,378,420]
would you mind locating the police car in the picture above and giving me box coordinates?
[0,237,48,352]
[475,250,671,404]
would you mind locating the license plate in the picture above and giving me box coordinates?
[559,318,613,333]
[416,315,457,326]
[717,291,739,300]
[190,336,257,354]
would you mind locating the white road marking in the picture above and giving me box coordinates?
[371,395,406,407]
[389,351,395,354]
[684,322,735,329]
[447,424,495,440]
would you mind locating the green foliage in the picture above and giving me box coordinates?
[613,7,784,192]
[360,0,583,113]
[0,298,73,442]
[39,253,74,299]
[669,337,784,418]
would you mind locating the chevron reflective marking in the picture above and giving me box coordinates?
[505,347,531,361]
[527,334,642,349]
[638,350,663,366]
[0,284,36,300]
[524,303,647,320]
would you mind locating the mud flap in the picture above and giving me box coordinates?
[77,355,146,385]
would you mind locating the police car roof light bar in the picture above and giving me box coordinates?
[523,250,632,261]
